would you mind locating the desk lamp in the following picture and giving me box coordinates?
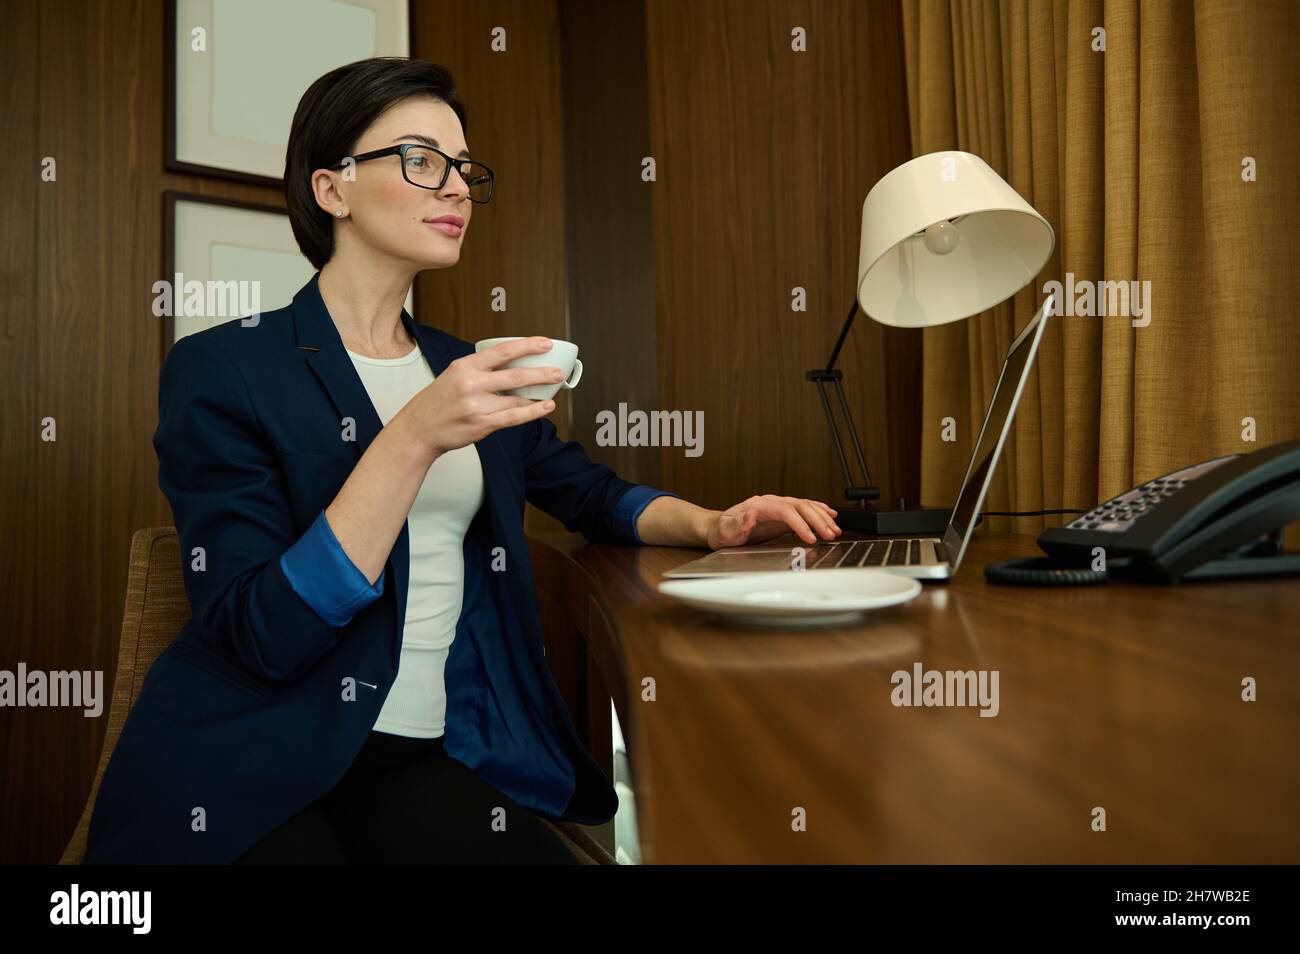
[808,150,1056,534]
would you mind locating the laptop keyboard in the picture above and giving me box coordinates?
[803,538,932,569]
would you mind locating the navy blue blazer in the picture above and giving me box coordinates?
[83,272,678,864]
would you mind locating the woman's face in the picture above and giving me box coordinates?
[325,96,474,269]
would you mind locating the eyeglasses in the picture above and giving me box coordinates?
[329,143,494,203]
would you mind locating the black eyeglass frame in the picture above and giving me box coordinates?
[328,144,494,203]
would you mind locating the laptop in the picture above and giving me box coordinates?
[663,306,1051,581]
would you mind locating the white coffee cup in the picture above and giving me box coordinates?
[473,336,584,401]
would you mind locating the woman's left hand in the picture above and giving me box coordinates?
[705,494,842,550]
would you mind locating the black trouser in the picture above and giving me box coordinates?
[234,729,581,864]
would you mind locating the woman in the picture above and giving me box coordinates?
[84,57,842,865]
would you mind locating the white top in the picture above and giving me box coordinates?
[345,341,485,738]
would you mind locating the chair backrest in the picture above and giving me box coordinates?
[60,527,189,864]
[61,527,616,864]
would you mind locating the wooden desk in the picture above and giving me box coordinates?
[527,530,1300,864]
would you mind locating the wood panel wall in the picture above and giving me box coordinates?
[559,0,663,489]
[0,0,916,864]
[645,0,918,512]
[0,0,247,866]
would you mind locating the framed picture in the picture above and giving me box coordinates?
[161,191,414,353]
[166,0,412,186]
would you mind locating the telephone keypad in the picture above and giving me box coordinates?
[1069,480,1189,531]
[1065,462,1223,533]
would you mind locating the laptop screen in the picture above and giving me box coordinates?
[942,307,1050,570]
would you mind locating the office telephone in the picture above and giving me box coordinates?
[986,439,1300,585]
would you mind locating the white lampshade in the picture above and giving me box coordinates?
[856,151,1055,327]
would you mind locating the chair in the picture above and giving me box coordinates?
[61,527,616,865]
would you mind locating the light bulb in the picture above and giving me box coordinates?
[922,220,959,255]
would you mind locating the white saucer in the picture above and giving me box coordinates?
[657,568,922,627]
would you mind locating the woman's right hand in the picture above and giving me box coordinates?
[398,336,566,459]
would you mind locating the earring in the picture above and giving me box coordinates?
[334,210,345,217]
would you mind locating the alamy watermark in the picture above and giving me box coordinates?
[595,402,703,457]
[1,663,103,717]
[891,663,1000,717]
[151,273,262,325]
[49,884,150,933]
[1043,272,1151,327]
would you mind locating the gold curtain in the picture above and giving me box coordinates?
[901,0,1300,539]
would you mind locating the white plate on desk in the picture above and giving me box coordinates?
[657,568,922,628]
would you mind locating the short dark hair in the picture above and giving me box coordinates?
[284,57,468,270]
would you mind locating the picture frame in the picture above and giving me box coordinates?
[166,0,412,186]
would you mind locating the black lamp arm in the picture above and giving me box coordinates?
[805,298,880,507]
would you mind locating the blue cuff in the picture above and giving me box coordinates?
[614,486,683,545]
[280,509,385,627]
